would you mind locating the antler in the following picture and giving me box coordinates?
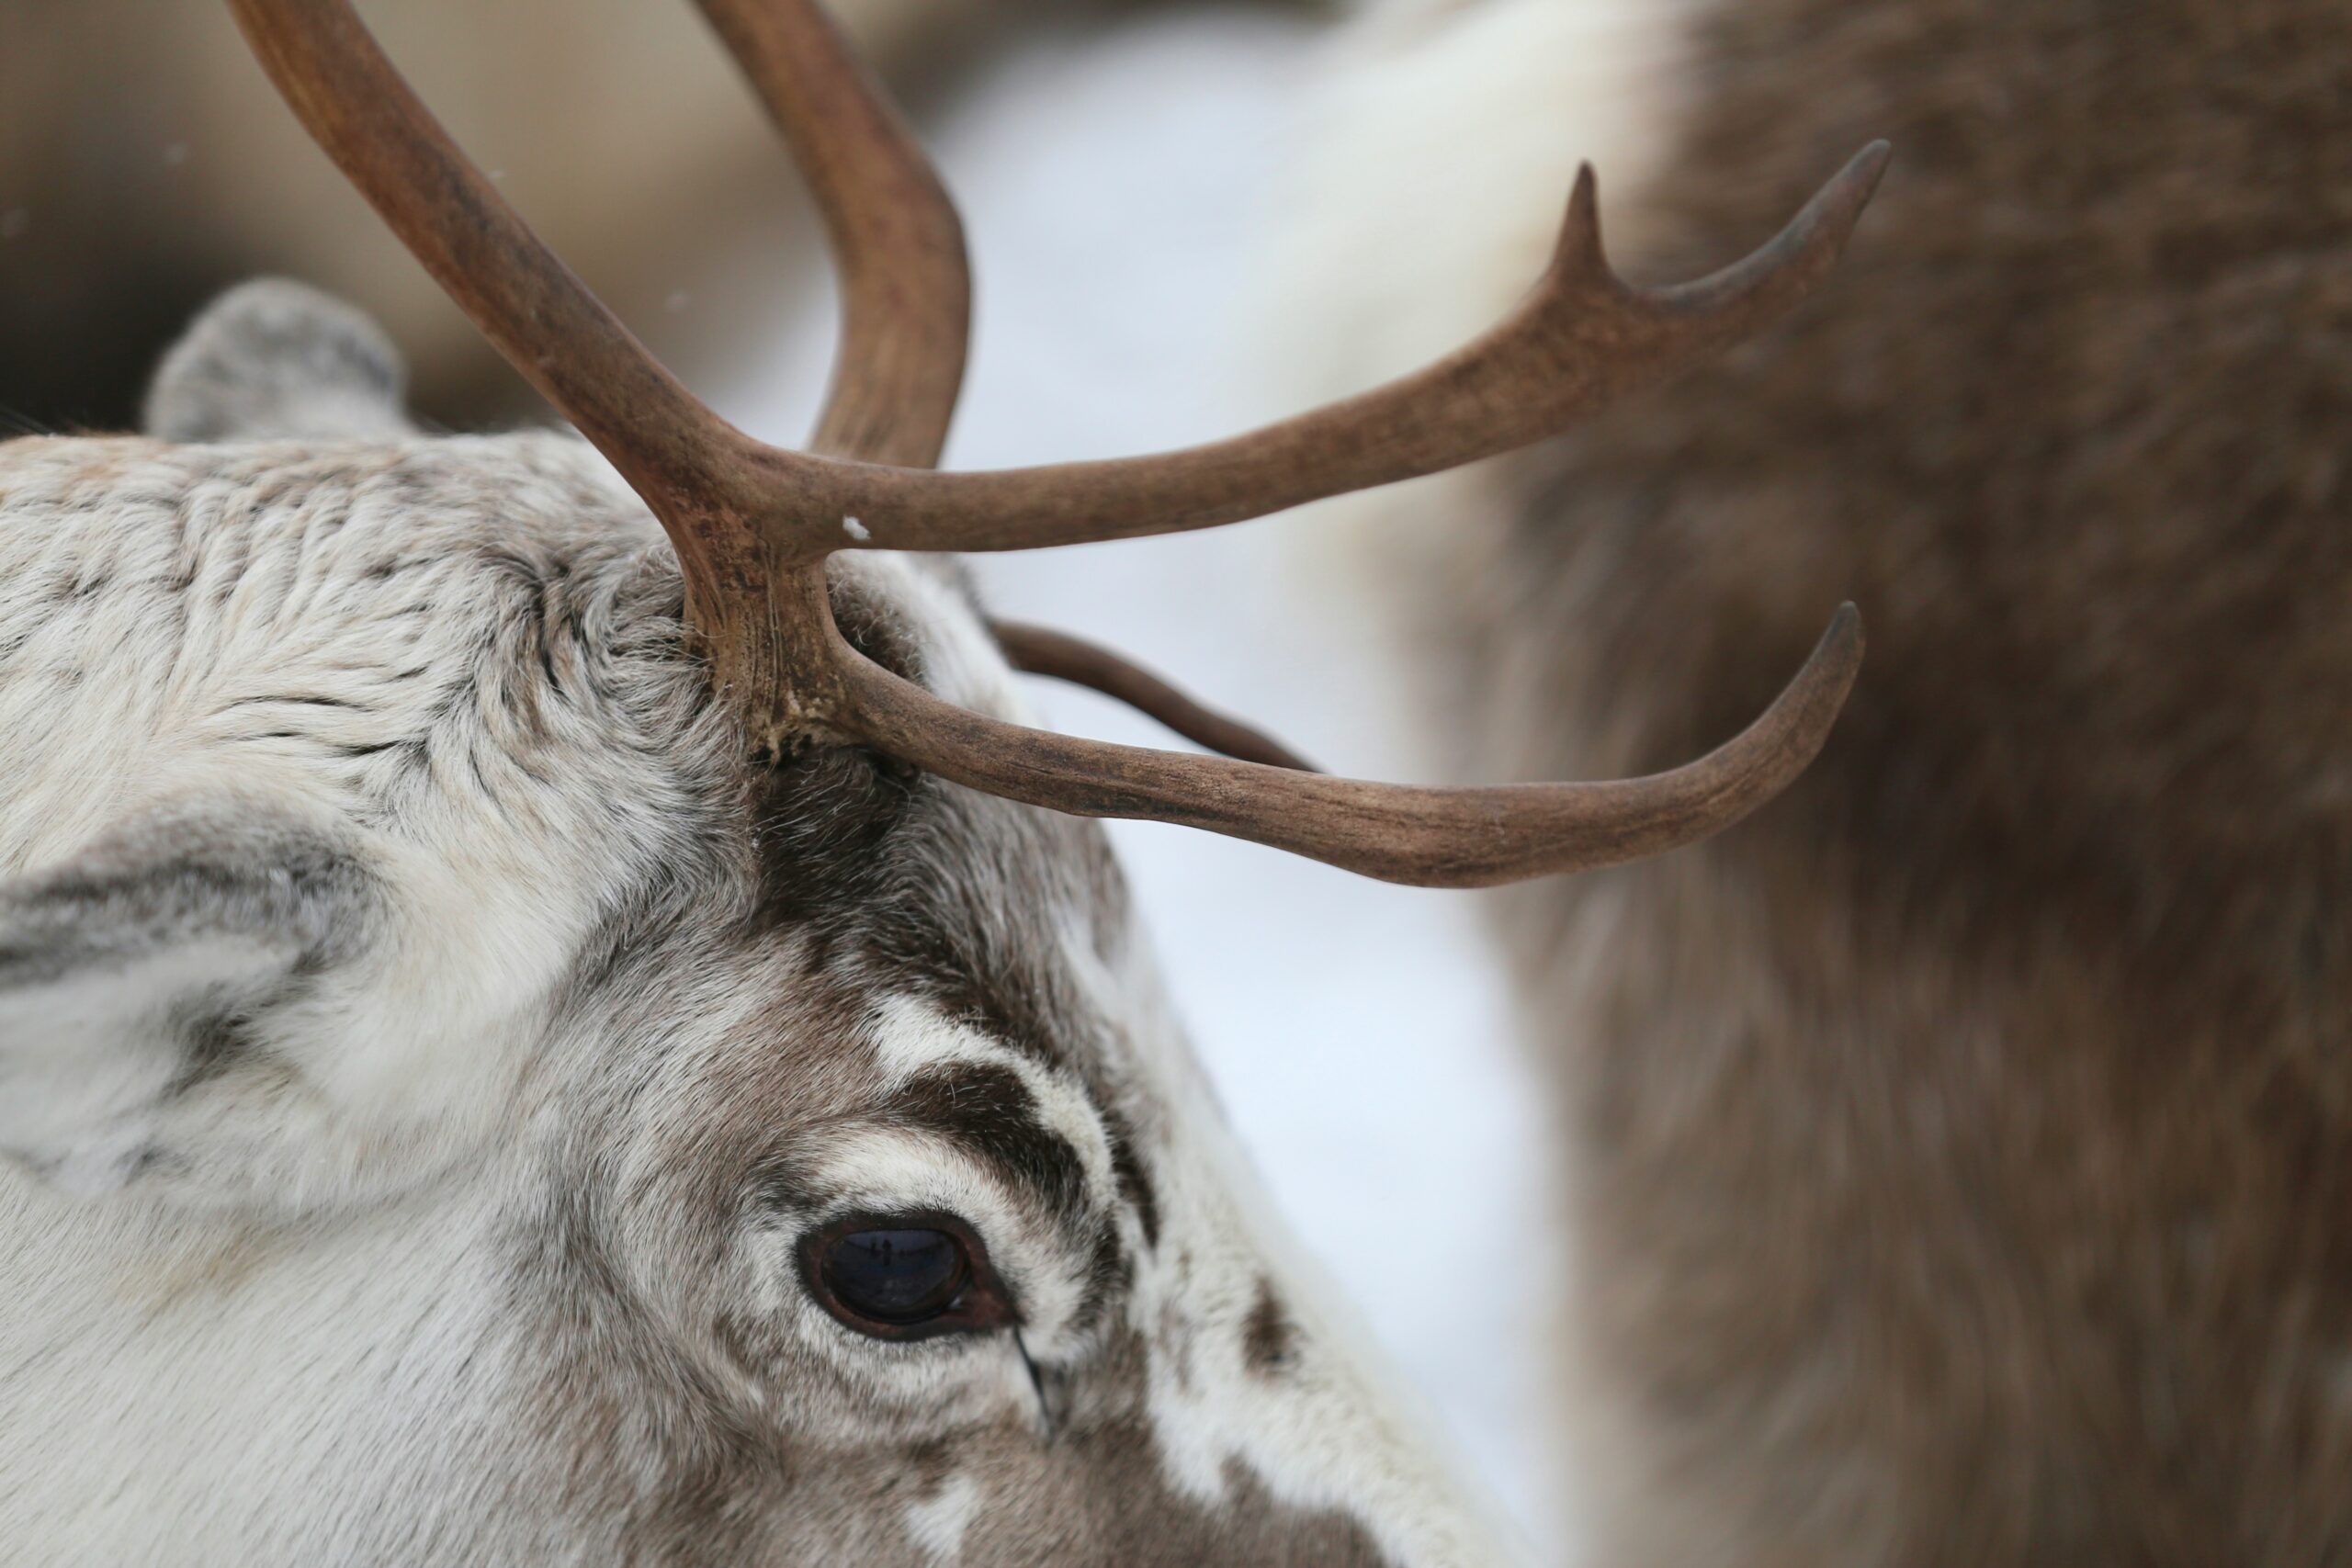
[224,0,1885,887]
[989,621,1317,773]
[852,606,1861,888]
[689,0,967,467]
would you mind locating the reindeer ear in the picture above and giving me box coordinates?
[142,278,415,443]
[0,797,372,1199]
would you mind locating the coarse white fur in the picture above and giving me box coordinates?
[1265,0,1693,601]
[1271,0,1693,392]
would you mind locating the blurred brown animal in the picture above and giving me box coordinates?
[1282,0,2352,1561]
[0,0,1134,431]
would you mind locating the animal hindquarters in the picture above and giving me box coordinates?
[1275,0,2352,1562]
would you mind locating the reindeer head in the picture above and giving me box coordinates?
[0,2,1883,1562]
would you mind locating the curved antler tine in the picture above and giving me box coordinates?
[816,143,1891,557]
[693,0,970,467]
[990,621,1317,773]
[845,607,1862,888]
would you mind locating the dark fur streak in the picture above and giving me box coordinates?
[170,1008,264,1097]
[1243,1279,1298,1377]
[225,692,367,712]
[1102,1111,1162,1250]
[885,1063,1091,1222]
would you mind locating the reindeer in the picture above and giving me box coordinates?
[1278,0,2352,1562]
[0,1,1883,1561]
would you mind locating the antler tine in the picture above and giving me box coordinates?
[845,607,1863,889]
[989,621,1317,773]
[693,0,970,466]
[807,142,1891,555]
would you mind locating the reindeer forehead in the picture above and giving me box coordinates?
[0,425,1148,1105]
[0,425,1026,807]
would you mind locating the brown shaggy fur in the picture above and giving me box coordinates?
[1440,2,2352,1562]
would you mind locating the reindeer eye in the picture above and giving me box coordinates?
[801,1213,1014,1342]
[826,1229,966,1324]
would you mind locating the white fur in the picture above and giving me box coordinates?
[1263,0,1695,604]
[1271,0,1695,396]
[905,1472,983,1561]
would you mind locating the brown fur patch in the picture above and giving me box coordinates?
[1431,1,2352,1562]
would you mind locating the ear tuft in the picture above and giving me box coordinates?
[0,795,374,1201]
[143,278,414,444]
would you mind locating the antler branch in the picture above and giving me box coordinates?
[796,148,1889,555]
[990,621,1317,773]
[850,608,1863,888]
[225,0,1887,886]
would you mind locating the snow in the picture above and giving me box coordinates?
[728,9,1564,1552]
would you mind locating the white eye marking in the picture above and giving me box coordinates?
[904,1472,981,1562]
[842,516,872,541]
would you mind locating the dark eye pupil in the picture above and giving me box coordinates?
[824,1228,967,1325]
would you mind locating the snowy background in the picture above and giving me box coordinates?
[723,8,1567,1552]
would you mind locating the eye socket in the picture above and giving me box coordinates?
[800,1212,1016,1342]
